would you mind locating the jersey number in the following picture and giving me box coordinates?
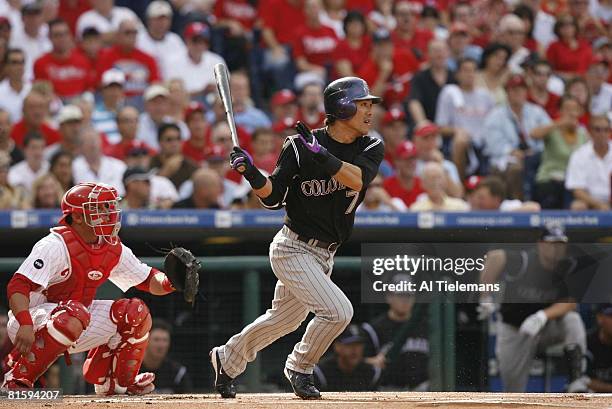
[345,190,359,214]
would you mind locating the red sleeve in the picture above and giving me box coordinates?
[33,55,47,81]
[135,268,158,292]
[292,27,306,58]
[258,0,276,29]
[96,48,114,85]
[579,42,593,74]
[7,273,40,299]
[545,42,558,69]
[147,55,160,83]
[356,59,379,87]
[135,268,175,293]
[214,0,224,18]
[334,40,350,60]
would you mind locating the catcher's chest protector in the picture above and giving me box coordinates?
[45,226,122,306]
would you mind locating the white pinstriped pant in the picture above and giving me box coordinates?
[7,300,119,354]
[218,225,353,377]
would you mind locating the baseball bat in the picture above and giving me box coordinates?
[214,63,245,173]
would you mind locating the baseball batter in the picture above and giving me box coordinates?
[210,77,384,399]
[2,182,198,394]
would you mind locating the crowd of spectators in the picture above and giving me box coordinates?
[0,0,608,212]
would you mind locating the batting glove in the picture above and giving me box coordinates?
[519,310,548,337]
[229,147,267,189]
[295,122,343,175]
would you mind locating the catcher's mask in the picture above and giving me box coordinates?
[60,182,122,245]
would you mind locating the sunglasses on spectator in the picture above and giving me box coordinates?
[7,59,24,65]
[121,29,138,35]
[591,126,610,133]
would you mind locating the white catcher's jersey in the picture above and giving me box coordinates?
[15,231,151,307]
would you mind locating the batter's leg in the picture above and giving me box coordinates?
[496,321,538,392]
[269,240,353,375]
[218,279,309,378]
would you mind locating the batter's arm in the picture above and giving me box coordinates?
[254,137,300,209]
[542,302,577,320]
[333,163,364,192]
[480,249,507,284]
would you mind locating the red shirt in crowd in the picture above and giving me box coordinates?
[97,46,160,97]
[293,24,338,67]
[33,49,93,99]
[259,0,305,46]
[333,35,372,75]
[391,29,434,60]
[182,140,209,164]
[357,48,419,106]
[528,91,560,119]
[107,140,156,161]
[10,121,61,147]
[214,0,258,31]
[296,110,326,129]
[546,39,593,75]
[383,175,424,207]
[58,0,91,35]
[346,0,374,13]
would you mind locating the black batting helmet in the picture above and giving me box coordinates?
[323,77,382,121]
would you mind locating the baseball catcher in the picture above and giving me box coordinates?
[2,182,201,394]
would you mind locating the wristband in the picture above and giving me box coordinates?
[245,169,267,190]
[161,276,176,293]
[15,310,33,326]
[315,147,343,176]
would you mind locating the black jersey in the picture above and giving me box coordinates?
[499,248,573,328]
[314,355,380,391]
[587,328,612,384]
[362,312,429,389]
[261,128,384,244]
[141,358,193,394]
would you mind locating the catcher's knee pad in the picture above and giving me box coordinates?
[110,298,152,340]
[3,301,89,388]
[48,300,91,343]
[84,298,151,390]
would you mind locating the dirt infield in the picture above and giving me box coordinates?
[2,392,612,409]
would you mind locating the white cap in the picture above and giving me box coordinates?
[146,1,173,18]
[144,84,169,101]
[101,69,126,87]
[57,105,83,124]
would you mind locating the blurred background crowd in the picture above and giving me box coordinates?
[0,0,608,212]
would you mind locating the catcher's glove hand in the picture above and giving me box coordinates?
[163,247,201,306]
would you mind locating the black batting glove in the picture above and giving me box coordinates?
[229,147,267,189]
[295,122,343,175]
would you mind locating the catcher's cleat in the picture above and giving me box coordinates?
[284,367,321,399]
[210,347,236,398]
[127,373,156,395]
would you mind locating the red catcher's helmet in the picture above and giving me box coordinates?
[60,183,122,244]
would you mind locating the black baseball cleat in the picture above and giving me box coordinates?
[210,347,236,398]
[284,367,321,399]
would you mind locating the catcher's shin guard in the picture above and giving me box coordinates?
[3,301,90,388]
[83,298,154,395]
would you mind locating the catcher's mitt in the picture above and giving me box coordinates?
[163,247,201,305]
